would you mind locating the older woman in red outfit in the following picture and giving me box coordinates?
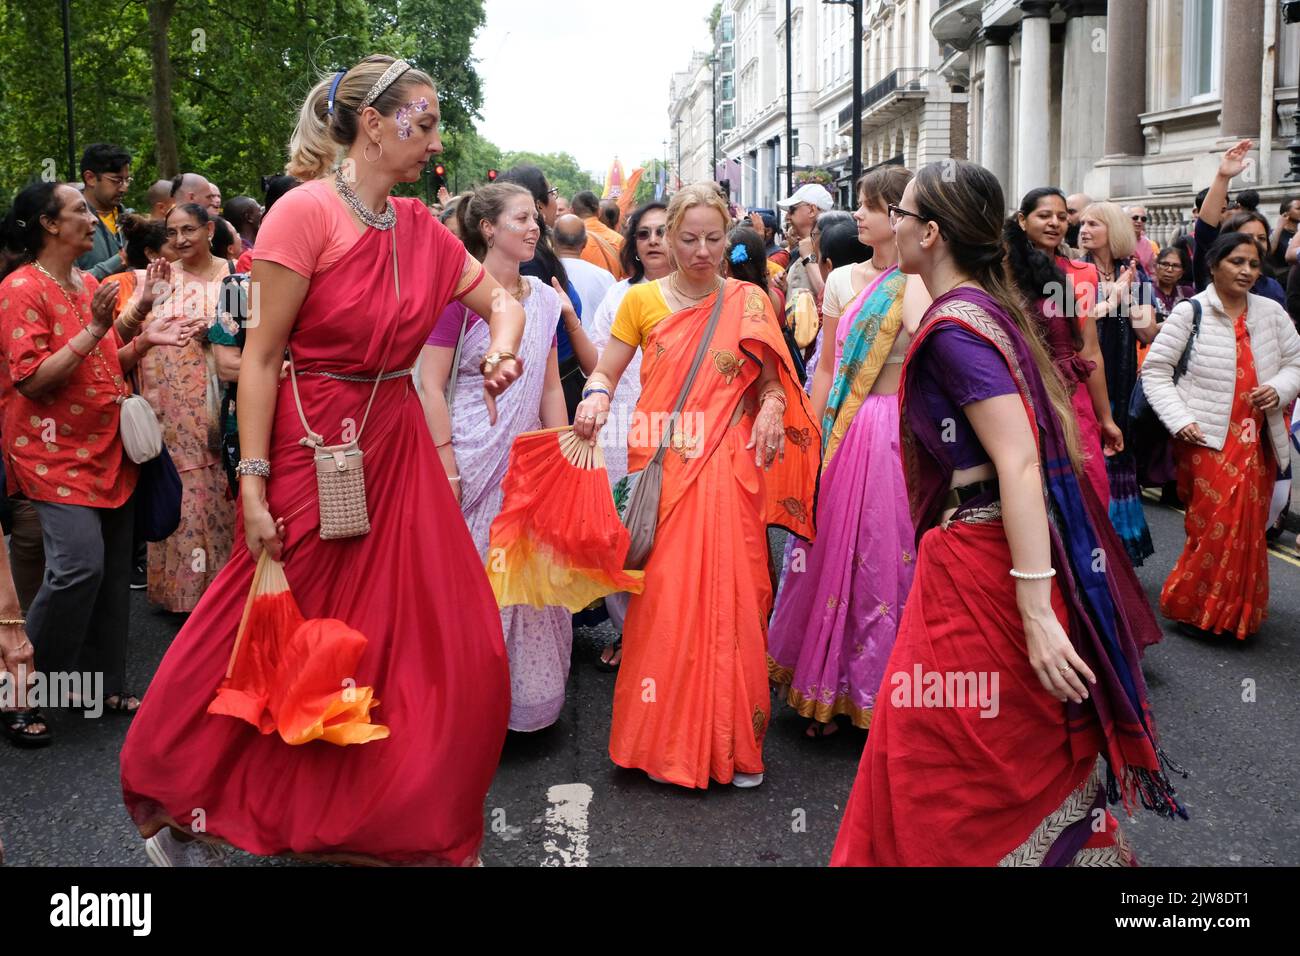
[0,181,191,746]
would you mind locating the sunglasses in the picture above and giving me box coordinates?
[635,226,666,240]
[1130,215,1148,223]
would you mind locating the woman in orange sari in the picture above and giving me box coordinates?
[574,184,819,788]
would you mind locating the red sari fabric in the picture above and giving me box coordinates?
[1160,312,1273,639]
[120,201,510,865]
[830,520,1131,866]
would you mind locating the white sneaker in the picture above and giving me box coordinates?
[145,828,227,867]
[732,771,764,789]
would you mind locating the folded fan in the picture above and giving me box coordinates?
[207,551,390,746]
[487,426,645,612]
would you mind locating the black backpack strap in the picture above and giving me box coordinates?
[1173,298,1201,382]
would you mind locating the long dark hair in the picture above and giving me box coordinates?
[1005,187,1077,348]
[912,161,1079,466]
[0,181,67,279]
[621,201,668,283]
[499,164,569,290]
[818,220,871,270]
[724,226,769,292]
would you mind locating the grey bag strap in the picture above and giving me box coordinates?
[650,279,728,467]
[444,303,470,412]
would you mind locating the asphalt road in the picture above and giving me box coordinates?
[1,499,1297,867]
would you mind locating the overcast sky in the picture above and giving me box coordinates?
[473,0,714,177]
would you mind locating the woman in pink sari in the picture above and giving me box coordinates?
[768,167,929,736]
[120,56,525,866]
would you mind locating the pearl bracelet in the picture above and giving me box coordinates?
[1009,567,1056,580]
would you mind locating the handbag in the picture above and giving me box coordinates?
[133,444,182,542]
[1130,298,1201,429]
[621,280,728,570]
[287,231,401,540]
[119,393,163,463]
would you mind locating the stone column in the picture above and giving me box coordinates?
[1103,0,1147,157]
[1220,0,1264,138]
[982,27,1013,193]
[1059,0,1110,194]
[1016,1,1054,196]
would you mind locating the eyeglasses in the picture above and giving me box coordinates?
[887,203,932,227]
[635,226,666,241]
[1156,261,1182,269]
[164,224,205,240]
[1130,215,1148,223]
[101,174,133,187]
[547,187,559,198]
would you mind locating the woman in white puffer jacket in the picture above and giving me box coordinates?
[1141,232,1300,639]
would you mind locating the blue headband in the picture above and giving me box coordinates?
[326,70,346,117]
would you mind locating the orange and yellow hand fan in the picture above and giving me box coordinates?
[487,426,645,612]
[207,551,389,747]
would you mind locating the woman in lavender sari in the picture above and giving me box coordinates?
[768,167,930,737]
[419,183,572,731]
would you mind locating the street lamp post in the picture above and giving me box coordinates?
[822,0,863,189]
[61,0,76,181]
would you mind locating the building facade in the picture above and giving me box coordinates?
[669,0,965,211]
[937,0,1300,239]
[669,51,714,188]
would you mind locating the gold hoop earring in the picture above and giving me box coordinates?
[363,140,383,163]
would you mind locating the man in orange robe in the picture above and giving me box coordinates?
[572,190,625,278]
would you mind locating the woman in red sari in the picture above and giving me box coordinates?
[831,162,1180,867]
[574,184,819,789]
[1142,233,1300,640]
[120,55,526,866]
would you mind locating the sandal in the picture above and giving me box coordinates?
[104,693,142,715]
[594,638,622,672]
[805,719,839,739]
[2,708,53,748]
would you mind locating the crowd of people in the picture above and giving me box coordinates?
[1,53,1298,868]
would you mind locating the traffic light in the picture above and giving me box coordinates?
[487,168,498,182]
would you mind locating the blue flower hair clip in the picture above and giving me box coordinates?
[729,243,749,265]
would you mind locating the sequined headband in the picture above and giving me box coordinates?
[360,60,411,109]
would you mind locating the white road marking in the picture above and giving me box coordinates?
[541,783,593,867]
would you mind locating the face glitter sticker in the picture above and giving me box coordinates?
[395,97,429,140]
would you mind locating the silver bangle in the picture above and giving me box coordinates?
[1009,567,1056,581]
[236,458,271,478]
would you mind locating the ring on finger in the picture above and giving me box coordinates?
[1057,663,1072,674]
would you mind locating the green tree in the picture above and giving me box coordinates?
[499,150,599,202]
[0,0,486,208]
[441,127,502,193]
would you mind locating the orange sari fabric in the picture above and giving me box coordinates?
[1160,313,1273,639]
[581,217,626,279]
[609,280,819,787]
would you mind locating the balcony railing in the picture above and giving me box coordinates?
[837,68,928,127]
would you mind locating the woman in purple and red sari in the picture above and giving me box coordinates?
[831,162,1180,867]
[121,56,526,866]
